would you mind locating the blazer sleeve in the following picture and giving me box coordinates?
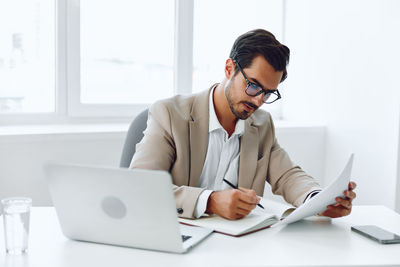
[129,101,204,218]
[267,116,322,207]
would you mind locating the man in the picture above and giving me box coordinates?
[130,29,356,220]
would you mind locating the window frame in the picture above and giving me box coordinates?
[66,0,188,117]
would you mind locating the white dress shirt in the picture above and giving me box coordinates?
[194,86,245,218]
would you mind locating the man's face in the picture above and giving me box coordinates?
[224,55,283,120]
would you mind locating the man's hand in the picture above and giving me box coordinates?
[319,181,357,218]
[206,188,260,220]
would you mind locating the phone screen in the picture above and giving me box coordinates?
[351,225,400,244]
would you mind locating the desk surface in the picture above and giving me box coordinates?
[0,205,399,267]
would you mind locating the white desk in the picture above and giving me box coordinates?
[0,205,399,267]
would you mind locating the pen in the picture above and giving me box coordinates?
[222,178,265,209]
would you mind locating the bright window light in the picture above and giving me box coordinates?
[80,0,175,104]
[0,0,55,113]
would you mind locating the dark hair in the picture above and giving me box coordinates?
[229,29,290,82]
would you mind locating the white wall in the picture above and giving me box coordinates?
[0,126,325,207]
[283,0,400,210]
[0,132,125,206]
[264,124,326,202]
[396,106,400,211]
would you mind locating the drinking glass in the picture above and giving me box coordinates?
[1,197,32,255]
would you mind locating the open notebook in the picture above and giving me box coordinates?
[179,154,354,237]
[179,199,294,237]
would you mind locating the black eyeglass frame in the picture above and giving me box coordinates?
[233,59,282,104]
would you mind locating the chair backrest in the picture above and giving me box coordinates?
[120,109,149,168]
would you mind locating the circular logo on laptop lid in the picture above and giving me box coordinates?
[101,196,127,219]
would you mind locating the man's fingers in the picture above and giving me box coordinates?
[344,190,356,200]
[349,181,357,190]
[237,188,258,204]
[320,205,351,218]
[335,197,351,209]
[237,200,256,212]
[318,182,356,219]
[319,207,348,218]
[235,207,252,217]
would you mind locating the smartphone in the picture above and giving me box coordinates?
[351,225,400,244]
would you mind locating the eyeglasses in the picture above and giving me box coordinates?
[233,59,281,104]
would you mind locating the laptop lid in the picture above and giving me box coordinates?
[44,163,186,253]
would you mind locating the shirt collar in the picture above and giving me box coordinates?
[209,85,245,136]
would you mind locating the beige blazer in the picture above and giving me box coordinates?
[130,85,321,218]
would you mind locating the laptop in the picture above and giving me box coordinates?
[44,162,213,253]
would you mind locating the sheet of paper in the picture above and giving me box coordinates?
[259,198,295,219]
[273,154,354,227]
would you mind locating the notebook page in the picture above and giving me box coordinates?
[259,198,295,219]
[179,209,277,236]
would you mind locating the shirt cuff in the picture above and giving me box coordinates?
[303,189,322,203]
[194,189,213,218]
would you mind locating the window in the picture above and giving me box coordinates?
[0,0,55,114]
[0,0,284,120]
[80,0,174,104]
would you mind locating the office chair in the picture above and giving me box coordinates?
[120,108,149,168]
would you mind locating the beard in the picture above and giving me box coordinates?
[224,80,258,120]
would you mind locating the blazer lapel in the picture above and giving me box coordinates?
[238,118,259,189]
[188,88,212,187]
